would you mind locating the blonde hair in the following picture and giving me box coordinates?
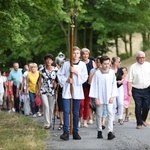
[73,46,80,51]
[30,63,37,68]
[81,48,90,54]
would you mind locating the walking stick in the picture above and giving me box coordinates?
[69,8,76,135]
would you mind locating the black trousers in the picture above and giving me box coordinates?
[132,87,150,126]
[13,85,20,113]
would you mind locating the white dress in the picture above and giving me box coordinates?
[57,61,88,99]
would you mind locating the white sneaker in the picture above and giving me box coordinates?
[38,113,42,117]
[8,110,12,113]
[88,119,93,125]
[12,108,15,112]
[33,114,37,118]
[78,121,81,128]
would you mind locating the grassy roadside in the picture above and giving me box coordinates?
[0,112,49,150]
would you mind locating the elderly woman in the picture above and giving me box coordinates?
[79,48,96,127]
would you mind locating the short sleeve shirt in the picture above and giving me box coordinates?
[40,67,58,96]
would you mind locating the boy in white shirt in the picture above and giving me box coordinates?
[89,56,118,140]
[57,46,88,140]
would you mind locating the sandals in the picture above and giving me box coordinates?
[83,124,88,128]
[118,119,124,125]
[124,116,129,122]
[44,126,51,129]
[57,124,63,130]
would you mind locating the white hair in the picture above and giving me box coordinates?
[13,62,19,67]
[81,48,90,54]
[136,51,145,58]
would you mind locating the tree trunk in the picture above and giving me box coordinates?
[148,33,150,47]
[142,33,146,44]
[67,24,70,55]
[83,25,86,47]
[129,33,132,56]
[89,29,93,56]
[74,19,78,46]
[115,37,119,56]
[123,34,128,54]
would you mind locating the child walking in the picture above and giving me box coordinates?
[122,67,131,122]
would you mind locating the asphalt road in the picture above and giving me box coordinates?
[34,116,150,150]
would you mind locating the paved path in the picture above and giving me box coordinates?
[34,116,150,150]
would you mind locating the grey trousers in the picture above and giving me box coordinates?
[96,103,113,133]
[41,94,55,127]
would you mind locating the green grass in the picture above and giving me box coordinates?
[0,112,49,150]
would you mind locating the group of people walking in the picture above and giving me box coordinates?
[0,48,149,141]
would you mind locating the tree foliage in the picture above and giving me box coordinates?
[0,0,149,69]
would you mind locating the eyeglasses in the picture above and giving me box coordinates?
[137,57,145,59]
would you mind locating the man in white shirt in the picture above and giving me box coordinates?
[127,51,150,129]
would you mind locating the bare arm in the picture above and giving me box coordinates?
[36,74,42,95]
[26,76,29,94]
[127,82,132,97]
[92,60,96,68]
[88,70,95,85]
[20,77,25,94]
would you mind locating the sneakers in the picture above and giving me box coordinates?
[37,112,42,117]
[108,132,115,140]
[78,121,81,128]
[88,119,93,125]
[73,132,81,140]
[97,131,103,139]
[33,114,37,118]
[12,108,15,113]
[8,110,12,113]
[60,132,69,140]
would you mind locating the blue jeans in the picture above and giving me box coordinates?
[102,104,107,117]
[62,98,80,133]
[29,91,38,115]
[132,87,150,126]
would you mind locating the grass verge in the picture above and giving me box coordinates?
[0,112,49,150]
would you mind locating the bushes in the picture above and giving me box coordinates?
[119,53,130,60]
